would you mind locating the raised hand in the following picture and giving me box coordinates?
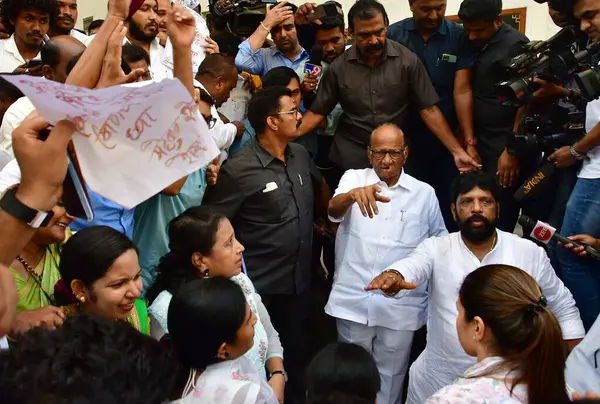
[263,2,295,30]
[11,306,66,335]
[13,112,75,212]
[108,0,133,21]
[97,22,145,89]
[167,3,197,50]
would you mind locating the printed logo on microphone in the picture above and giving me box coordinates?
[529,221,556,244]
[304,63,323,78]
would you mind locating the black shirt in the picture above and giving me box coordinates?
[202,140,319,295]
[310,39,439,170]
[472,24,529,156]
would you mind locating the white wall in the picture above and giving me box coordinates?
[76,0,559,39]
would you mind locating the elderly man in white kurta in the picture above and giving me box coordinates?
[326,124,447,404]
[366,171,585,404]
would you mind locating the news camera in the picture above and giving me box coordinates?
[575,64,600,101]
[208,0,277,37]
[495,26,597,106]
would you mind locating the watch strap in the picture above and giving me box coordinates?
[269,370,288,382]
[569,146,585,161]
[0,188,52,228]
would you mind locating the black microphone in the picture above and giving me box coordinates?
[513,162,556,202]
[303,44,323,110]
[518,215,600,260]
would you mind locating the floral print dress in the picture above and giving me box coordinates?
[425,356,528,404]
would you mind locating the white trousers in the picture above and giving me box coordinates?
[336,318,415,404]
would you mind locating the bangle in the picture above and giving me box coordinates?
[382,269,402,297]
[260,21,270,33]
[464,138,477,147]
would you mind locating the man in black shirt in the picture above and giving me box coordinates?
[203,86,323,403]
[459,0,530,232]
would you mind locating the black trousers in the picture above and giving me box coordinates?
[261,293,311,404]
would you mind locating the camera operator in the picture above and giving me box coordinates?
[458,0,532,232]
[234,1,309,77]
[554,0,600,332]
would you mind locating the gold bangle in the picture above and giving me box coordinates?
[260,21,270,33]
[382,269,402,297]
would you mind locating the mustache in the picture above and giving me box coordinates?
[366,42,384,53]
[466,214,490,225]
[58,14,74,22]
[27,32,43,38]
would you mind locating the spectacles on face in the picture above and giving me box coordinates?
[370,148,406,160]
[271,109,299,117]
[458,198,496,209]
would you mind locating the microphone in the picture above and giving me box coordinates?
[518,215,600,260]
[303,44,323,110]
[513,162,556,202]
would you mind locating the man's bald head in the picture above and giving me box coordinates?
[370,123,406,149]
[368,123,408,185]
[41,35,86,83]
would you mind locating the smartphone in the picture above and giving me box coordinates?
[26,60,43,68]
[38,127,94,221]
[307,3,339,21]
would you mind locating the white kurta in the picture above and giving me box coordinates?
[388,230,585,404]
[326,168,447,331]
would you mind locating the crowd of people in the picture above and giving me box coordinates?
[0,0,599,402]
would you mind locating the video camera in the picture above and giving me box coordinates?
[208,0,277,37]
[495,26,598,106]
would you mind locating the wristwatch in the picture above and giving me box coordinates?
[268,370,288,383]
[569,146,585,161]
[0,187,52,228]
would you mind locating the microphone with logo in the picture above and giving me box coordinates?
[303,44,323,110]
[518,215,600,260]
[513,162,556,203]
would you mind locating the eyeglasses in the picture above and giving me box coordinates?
[458,199,496,209]
[370,148,406,160]
[271,109,298,117]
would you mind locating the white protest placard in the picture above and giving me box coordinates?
[3,75,219,209]
[162,4,210,75]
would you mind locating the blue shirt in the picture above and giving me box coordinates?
[133,168,208,292]
[71,185,135,239]
[387,18,475,135]
[235,40,309,77]
[229,118,256,155]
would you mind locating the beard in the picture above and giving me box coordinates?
[458,213,496,243]
[128,20,157,43]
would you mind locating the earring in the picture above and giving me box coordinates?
[204,269,210,278]
[78,295,86,304]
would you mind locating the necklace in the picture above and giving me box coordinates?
[16,253,55,305]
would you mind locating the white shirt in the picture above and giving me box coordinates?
[0,97,35,155]
[0,35,41,73]
[217,74,252,123]
[566,314,600,394]
[391,230,585,403]
[581,98,600,179]
[69,29,92,46]
[123,36,170,82]
[0,159,20,192]
[197,82,237,152]
[325,169,447,331]
[0,336,7,350]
